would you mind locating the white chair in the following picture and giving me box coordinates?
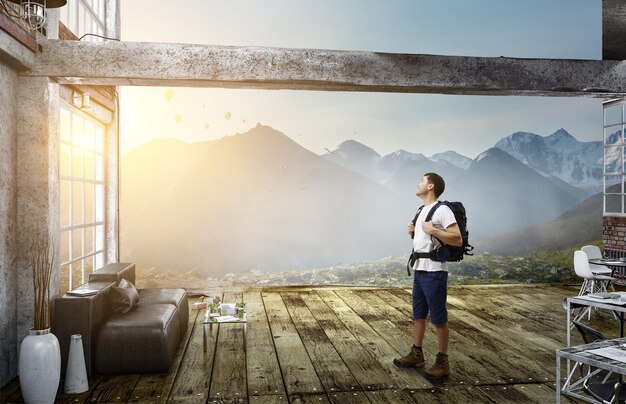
[581,245,613,276]
[574,250,615,321]
[574,250,613,295]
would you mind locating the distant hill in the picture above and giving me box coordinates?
[495,128,604,193]
[121,124,409,276]
[322,142,465,198]
[321,140,380,182]
[377,150,464,196]
[446,148,581,239]
[475,187,604,256]
[430,151,473,170]
[122,125,606,275]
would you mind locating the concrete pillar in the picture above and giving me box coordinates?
[105,0,120,39]
[15,75,60,343]
[0,60,19,389]
[104,0,120,263]
[43,8,59,40]
[603,0,626,60]
[105,93,119,264]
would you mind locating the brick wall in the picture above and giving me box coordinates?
[0,3,37,52]
[58,21,77,40]
[603,216,626,279]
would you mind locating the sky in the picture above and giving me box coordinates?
[119,0,603,158]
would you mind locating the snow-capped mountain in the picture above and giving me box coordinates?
[321,140,381,181]
[376,150,431,181]
[430,151,473,170]
[321,142,466,193]
[495,128,605,192]
[446,147,581,237]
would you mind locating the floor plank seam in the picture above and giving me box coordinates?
[307,290,401,392]
[284,292,371,395]
[277,291,340,401]
[261,292,292,403]
[164,305,201,403]
[332,289,405,359]
[241,293,250,404]
[206,292,224,402]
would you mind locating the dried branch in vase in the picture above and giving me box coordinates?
[30,232,54,331]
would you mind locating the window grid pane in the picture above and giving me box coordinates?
[59,0,106,41]
[59,104,107,294]
[604,100,626,216]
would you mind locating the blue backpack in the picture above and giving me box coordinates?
[406,201,474,275]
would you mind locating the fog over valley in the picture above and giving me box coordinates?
[120,124,605,277]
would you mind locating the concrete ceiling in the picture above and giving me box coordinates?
[21,39,626,98]
[17,1,626,97]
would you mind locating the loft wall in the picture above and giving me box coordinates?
[0,10,62,389]
[0,59,18,388]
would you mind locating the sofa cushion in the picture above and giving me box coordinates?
[94,304,181,374]
[89,263,136,285]
[138,288,188,335]
[110,279,139,313]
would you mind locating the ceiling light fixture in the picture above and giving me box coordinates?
[6,0,67,30]
[72,91,92,112]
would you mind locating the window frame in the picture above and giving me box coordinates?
[603,99,626,217]
[59,0,107,41]
[59,102,107,294]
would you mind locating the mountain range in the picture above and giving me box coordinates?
[121,125,606,274]
[323,128,602,194]
[121,124,408,275]
[494,128,605,193]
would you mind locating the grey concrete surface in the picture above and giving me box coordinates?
[23,40,626,97]
[0,29,34,70]
[15,75,60,348]
[0,60,18,389]
[603,0,626,60]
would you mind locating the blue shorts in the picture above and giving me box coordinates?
[412,270,448,325]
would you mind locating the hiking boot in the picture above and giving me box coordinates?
[425,352,449,380]
[393,345,425,368]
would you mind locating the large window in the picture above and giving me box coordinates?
[59,105,106,295]
[604,99,626,216]
[59,0,106,41]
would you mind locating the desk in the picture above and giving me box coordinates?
[556,338,626,403]
[590,259,626,275]
[590,259,626,267]
[566,296,626,347]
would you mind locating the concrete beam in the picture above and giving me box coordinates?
[22,39,626,98]
[16,76,60,343]
[603,0,626,60]
[0,28,34,70]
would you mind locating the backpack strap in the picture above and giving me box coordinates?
[424,201,444,223]
[407,204,425,276]
[411,205,425,225]
[423,201,446,247]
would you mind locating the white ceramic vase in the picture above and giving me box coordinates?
[18,328,61,404]
[64,334,88,394]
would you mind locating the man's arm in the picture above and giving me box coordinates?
[421,222,463,247]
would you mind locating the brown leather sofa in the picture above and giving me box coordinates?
[53,263,188,375]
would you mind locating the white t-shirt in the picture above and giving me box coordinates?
[412,201,457,272]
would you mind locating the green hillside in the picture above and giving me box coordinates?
[475,213,602,256]
[473,182,603,256]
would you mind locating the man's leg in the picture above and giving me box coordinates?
[394,272,427,368]
[423,271,450,380]
[414,319,426,347]
[435,322,449,354]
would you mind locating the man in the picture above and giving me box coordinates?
[393,172,462,380]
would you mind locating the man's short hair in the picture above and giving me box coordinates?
[424,172,445,198]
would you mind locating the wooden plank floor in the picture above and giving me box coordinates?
[2,284,607,403]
